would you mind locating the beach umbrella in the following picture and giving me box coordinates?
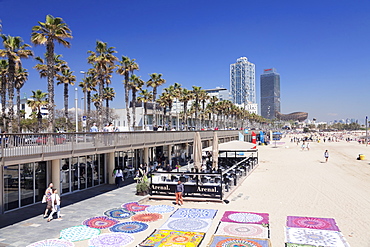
[193,132,202,171]
[212,131,219,170]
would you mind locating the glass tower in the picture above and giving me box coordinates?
[260,68,280,119]
[230,57,256,105]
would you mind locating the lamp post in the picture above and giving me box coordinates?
[75,88,78,132]
[366,116,368,147]
[80,71,87,115]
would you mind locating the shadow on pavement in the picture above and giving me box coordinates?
[0,178,135,229]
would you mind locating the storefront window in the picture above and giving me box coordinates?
[20,163,34,207]
[61,158,71,194]
[86,155,93,188]
[35,162,46,202]
[4,165,19,211]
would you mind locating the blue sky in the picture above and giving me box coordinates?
[1,0,370,123]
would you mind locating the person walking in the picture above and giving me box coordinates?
[90,123,98,132]
[112,166,124,188]
[306,142,310,151]
[324,150,329,162]
[175,180,184,206]
[43,182,53,218]
[47,189,61,222]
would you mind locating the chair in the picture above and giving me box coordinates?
[201,177,208,183]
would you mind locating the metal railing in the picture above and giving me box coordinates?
[0,130,240,163]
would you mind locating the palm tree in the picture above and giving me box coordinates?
[87,41,117,127]
[191,86,205,130]
[91,93,100,110]
[31,14,72,133]
[0,59,8,129]
[207,96,218,128]
[27,90,48,132]
[102,87,115,123]
[116,56,139,130]
[0,35,33,133]
[128,74,144,129]
[147,73,166,129]
[198,89,210,129]
[14,67,28,132]
[157,92,170,129]
[79,72,97,123]
[178,88,192,130]
[56,66,76,123]
[137,89,152,130]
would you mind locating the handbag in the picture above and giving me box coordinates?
[42,195,47,203]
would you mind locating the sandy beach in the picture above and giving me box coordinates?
[126,136,370,246]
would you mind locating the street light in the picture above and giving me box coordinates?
[75,88,78,132]
[366,116,368,147]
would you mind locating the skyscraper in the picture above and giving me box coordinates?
[260,68,280,119]
[230,57,256,105]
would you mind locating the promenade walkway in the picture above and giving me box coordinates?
[0,137,369,246]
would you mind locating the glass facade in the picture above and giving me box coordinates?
[61,154,106,195]
[260,68,281,119]
[2,154,106,212]
[4,162,46,211]
[230,57,256,105]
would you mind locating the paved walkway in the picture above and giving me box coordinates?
[0,178,145,246]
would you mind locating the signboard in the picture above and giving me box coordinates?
[150,183,222,196]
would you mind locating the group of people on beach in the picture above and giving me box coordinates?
[43,182,61,222]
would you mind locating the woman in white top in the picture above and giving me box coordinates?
[47,189,61,222]
[113,167,124,188]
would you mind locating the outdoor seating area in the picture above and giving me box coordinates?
[150,138,258,201]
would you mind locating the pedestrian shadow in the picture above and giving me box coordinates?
[0,178,135,229]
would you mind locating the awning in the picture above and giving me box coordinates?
[203,140,257,152]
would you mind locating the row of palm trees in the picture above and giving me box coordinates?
[0,14,268,133]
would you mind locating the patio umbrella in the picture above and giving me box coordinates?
[212,131,219,170]
[193,132,202,171]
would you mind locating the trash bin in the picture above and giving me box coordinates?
[359,154,365,160]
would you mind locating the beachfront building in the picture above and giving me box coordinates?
[230,57,257,109]
[260,68,281,119]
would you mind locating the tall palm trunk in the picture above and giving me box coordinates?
[152,87,157,128]
[132,89,137,129]
[1,76,6,130]
[87,91,91,116]
[98,74,104,126]
[7,59,15,133]
[64,83,69,121]
[16,87,21,133]
[168,104,173,130]
[124,72,131,130]
[106,98,109,123]
[46,40,55,133]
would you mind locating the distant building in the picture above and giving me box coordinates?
[230,57,257,108]
[0,98,48,119]
[260,68,280,119]
[276,112,308,122]
[205,87,230,101]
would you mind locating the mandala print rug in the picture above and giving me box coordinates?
[215,222,269,238]
[208,235,271,247]
[122,201,150,212]
[221,211,269,225]
[285,227,350,247]
[26,239,74,247]
[146,204,175,214]
[159,217,213,233]
[139,229,204,247]
[171,208,218,219]
[60,225,100,242]
[89,232,134,247]
[104,208,135,219]
[131,212,163,222]
[287,216,340,231]
[109,221,148,234]
[82,216,119,229]
[285,243,316,247]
